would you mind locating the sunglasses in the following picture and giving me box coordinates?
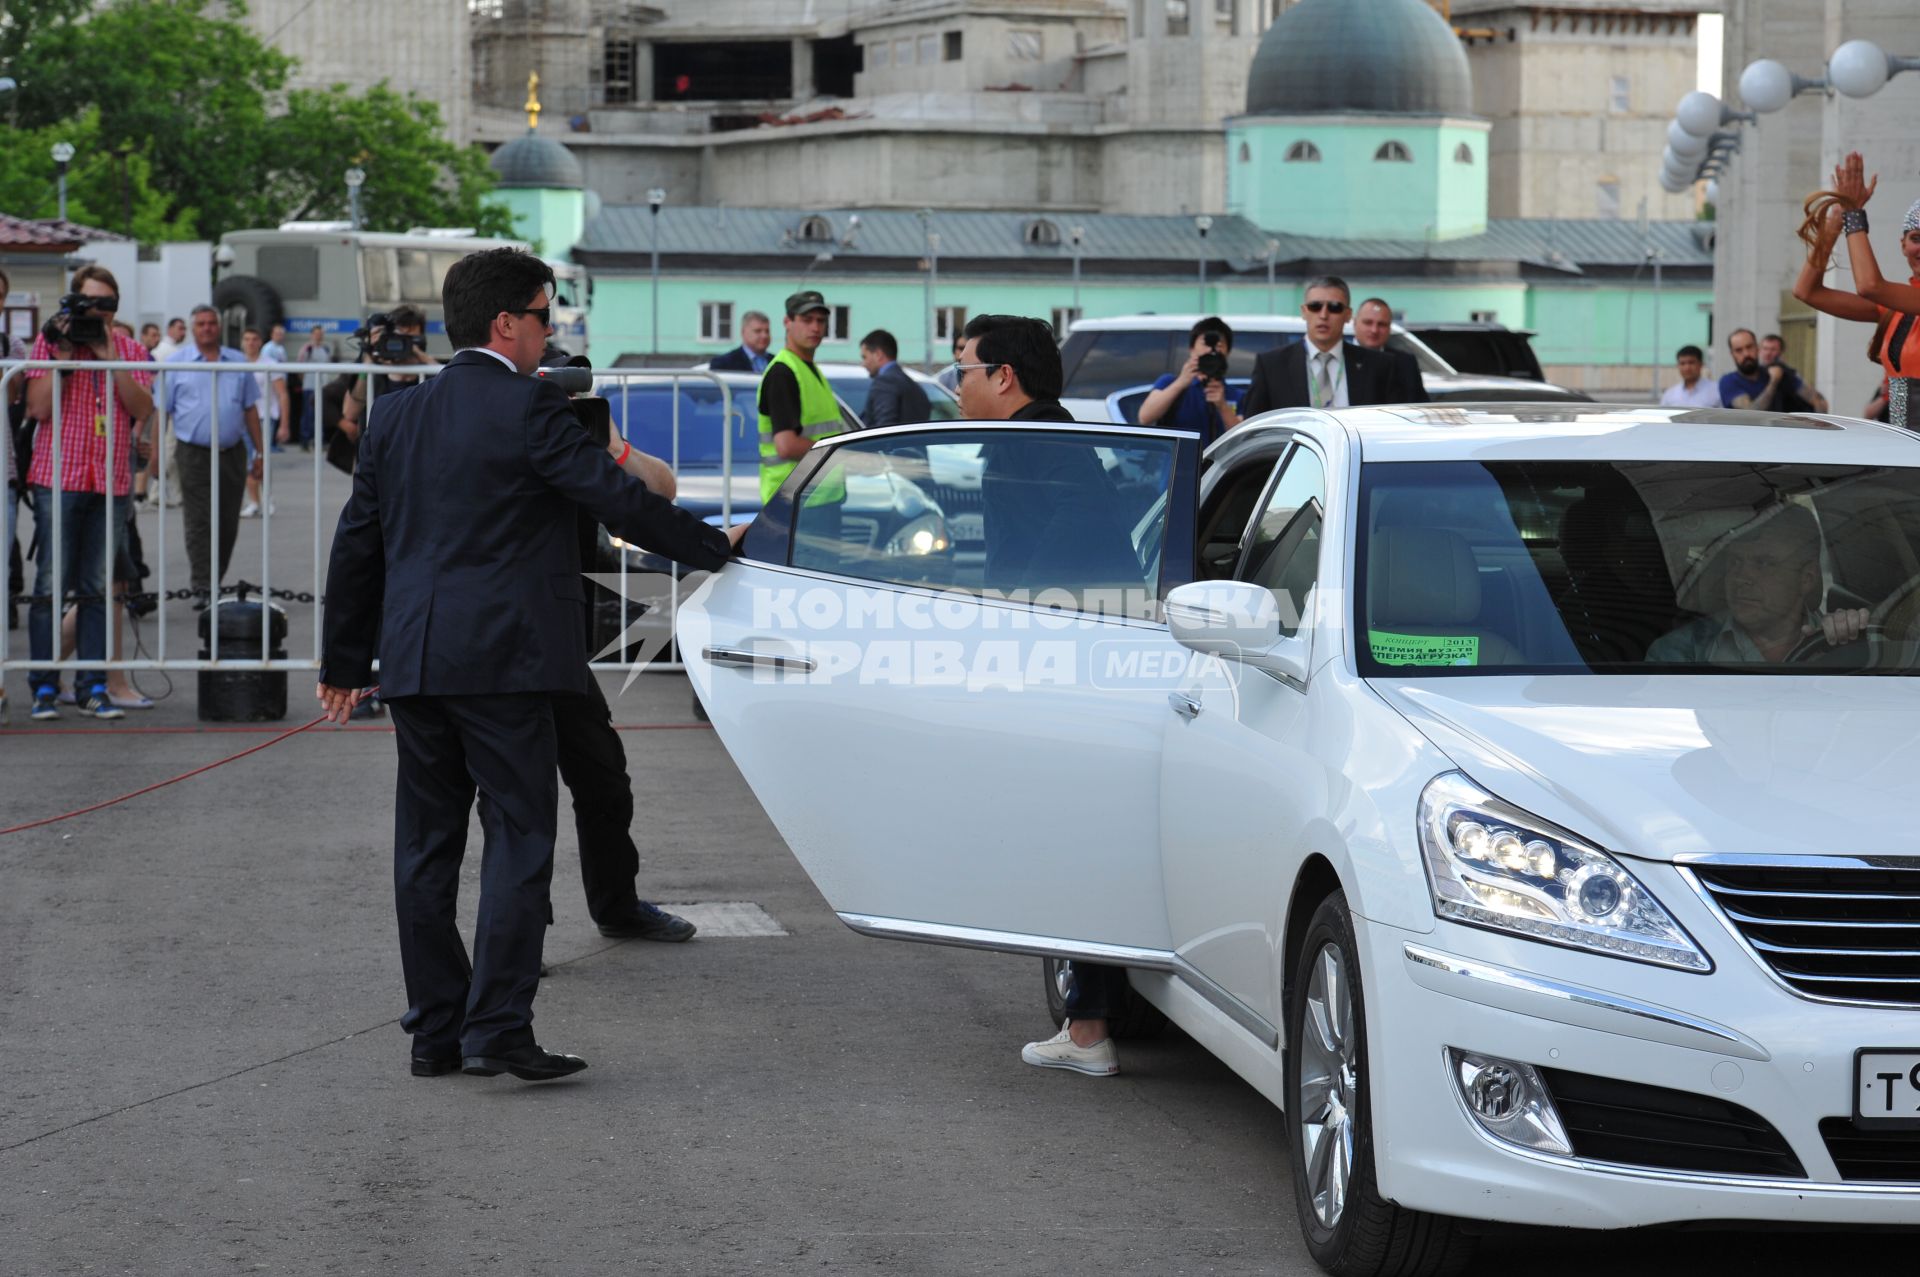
[936,361,1001,392]
[1303,300,1348,315]
[507,306,553,327]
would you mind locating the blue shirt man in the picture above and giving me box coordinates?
[1139,317,1245,448]
[166,342,262,447]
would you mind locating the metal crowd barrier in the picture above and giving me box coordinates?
[0,359,736,681]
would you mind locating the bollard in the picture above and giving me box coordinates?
[196,589,289,721]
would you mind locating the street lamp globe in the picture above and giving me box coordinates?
[1667,122,1709,157]
[50,141,76,165]
[1674,90,1724,137]
[1828,39,1891,98]
[1658,171,1688,195]
[1704,179,1720,204]
[1738,59,1795,114]
[647,187,666,213]
[1194,214,1214,234]
[344,166,366,189]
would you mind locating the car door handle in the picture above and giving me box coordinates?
[1168,691,1202,720]
[703,645,818,674]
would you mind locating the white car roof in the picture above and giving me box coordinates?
[1069,313,1311,334]
[1250,404,1920,466]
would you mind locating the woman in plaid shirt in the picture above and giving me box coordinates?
[19,263,153,721]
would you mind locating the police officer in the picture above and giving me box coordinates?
[757,290,850,561]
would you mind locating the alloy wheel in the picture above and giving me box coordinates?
[1296,939,1357,1230]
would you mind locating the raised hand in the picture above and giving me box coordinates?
[1834,152,1878,209]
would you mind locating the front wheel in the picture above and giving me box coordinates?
[1285,893,1474,1277]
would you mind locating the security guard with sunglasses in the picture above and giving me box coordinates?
[1242,274,1424,417]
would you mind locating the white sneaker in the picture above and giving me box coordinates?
[240,501,261,518]
[1020,1024,1118,1076]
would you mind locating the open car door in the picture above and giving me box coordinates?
[679,420,1201,962]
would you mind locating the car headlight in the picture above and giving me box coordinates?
[1418,772,1709,971]
[885,513,950,557]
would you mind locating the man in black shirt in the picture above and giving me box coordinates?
[951,313,1136,1077]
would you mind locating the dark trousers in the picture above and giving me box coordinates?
[1063,961,1130,1021]
[27,487,117,693]
[387,692,559,1058]
[554,678,642,924]
[176,440,246,594]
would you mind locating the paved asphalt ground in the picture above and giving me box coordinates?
[3,448,1909,1274]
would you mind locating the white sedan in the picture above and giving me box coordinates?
[679,404,1920,1274]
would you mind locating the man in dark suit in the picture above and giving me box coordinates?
[318,248,734,1082]
[1352,296,1430,407]
[858,328,931,428]
[707,310,771,373]
[1241,275,1426,418]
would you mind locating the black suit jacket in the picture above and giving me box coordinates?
[707,346,762,373]
[864,363,931,428]
[321,350,730,698]
[1241,341,1427,418]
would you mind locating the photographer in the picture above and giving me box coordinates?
[333,305,436,449]
[20,264,155,722]
[1138,316,1243,445]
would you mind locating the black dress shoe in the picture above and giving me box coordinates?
[597,900,697,943]
[411,1054,462,1078]
[462,1043,588,1081]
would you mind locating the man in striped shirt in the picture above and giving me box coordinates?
[20,264,154,721]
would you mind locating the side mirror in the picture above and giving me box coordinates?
[1166,579,1310,683]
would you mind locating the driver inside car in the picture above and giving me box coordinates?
[1647,503,1870,664]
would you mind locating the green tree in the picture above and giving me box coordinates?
[0,110,196,243]
[266,85,516,238]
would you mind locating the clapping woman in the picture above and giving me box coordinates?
[1825,152,1920,428]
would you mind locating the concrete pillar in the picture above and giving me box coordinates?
[1816,0,1920,419]
[633,39,654,103]
[793,37,815,101]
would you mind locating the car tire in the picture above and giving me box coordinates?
[1285,892,1474,1277]
[210,275,285,348]
[1041,957,1167,1040]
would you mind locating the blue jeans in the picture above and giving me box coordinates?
[29,487,120,694]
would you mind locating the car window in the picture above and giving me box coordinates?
[599,380,755,468]
[1061,330,1177,399]
[1356,460,1920,675]
[1385,331,1451,374]
[1238,446,1326,636]
[790,429,1176,617]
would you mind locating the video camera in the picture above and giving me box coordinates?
[536,352,610,448]
[44,293,116,349]
[353,313,426,365]
[1195,330,1229,383]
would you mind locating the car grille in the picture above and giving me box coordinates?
[1820,1118,1920,1182]
[1539,1068,1805,1178]
[1689,860,1920,1007]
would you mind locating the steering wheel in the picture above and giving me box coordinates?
[1784,620,1884,668]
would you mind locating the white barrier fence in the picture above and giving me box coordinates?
[0,359,737,680]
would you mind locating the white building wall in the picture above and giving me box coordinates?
[242,0,474,143]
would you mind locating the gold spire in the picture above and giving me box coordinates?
[525,71,541,132]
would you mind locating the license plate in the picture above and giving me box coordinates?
[1854,1049,1920,1129]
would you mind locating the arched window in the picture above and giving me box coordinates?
[1453,141,1474,164]
[1237,141,1251,163]
[797,215,834,242]
[1374,140,1412,163]
[1284,140,1321,163]
[1023,218,1061,246]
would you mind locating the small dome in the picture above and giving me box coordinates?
[1247,0,1474,118]
[490,133,584,190]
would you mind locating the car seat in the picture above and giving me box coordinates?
[1367,527,1522,667]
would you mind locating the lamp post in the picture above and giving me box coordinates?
[1194,214,1213,311]
[50,142,75,223]
[647,187,665,356]
[917,209,934,367]
[1827,40,1920,99]
[344,166,366,230]
[1265,238,1279,313]
[1069,225,1084,320]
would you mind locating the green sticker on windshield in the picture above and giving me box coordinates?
[1369,630,1480,667]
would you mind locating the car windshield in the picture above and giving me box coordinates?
[1356,459,1920,676]
[1384,331,1453,375]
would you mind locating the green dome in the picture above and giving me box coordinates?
[1247,0,1475,118]
[490,133,584,190]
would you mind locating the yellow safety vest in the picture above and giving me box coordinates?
[757,348,846,504]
